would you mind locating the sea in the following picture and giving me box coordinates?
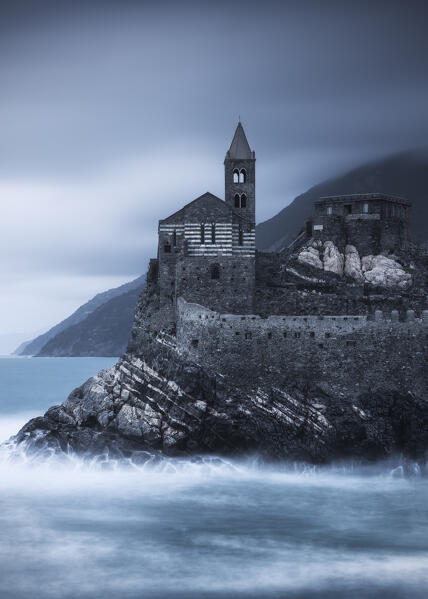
[0,356,428,599]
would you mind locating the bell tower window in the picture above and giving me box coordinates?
[234,194,240,208]
[240,194,247,208]
[233,169,239,183]
[239,169,246,183]
[200,224,205,244]
[211,223,216,243]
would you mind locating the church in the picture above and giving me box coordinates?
[157,123,257,316]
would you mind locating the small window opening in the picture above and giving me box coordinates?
[238,225,243,246]
[239,169,246,183]
[327,206,333,215]
[283,331,287,338]
[200,223,205,244]
[164,244,171,253]
[344,204,352,215]
[210,263,220,280]
[267,332,272,339]
[310,331,315,338]
[211,223,216,243]
[233,169,239,183]
[191,339,199,348]
[325,332,331,338]
[294,332,301,338]
[172,229,177,246]
[234,194,240,208]
[245,331,252,339]
[363,203,369,214]
[241,194,247,208]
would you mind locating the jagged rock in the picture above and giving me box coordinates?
[323,241,344,275]
[298,246,323,269]
[116,404,145,437]
[361,255,412,288]
[344,245,364,281]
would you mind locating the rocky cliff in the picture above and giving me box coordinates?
[11,267,428,464]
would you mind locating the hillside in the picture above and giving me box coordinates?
[256,149,428,251]
[37,286,142,357]
[17,274,145,355]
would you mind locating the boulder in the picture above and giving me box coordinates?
[361,255,412,288]
[323,241,344,275]
[344,245,363,281]
[298,246,323,269]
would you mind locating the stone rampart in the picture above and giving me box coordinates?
[175,297,428,383]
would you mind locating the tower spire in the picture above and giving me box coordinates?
[226,122,254,160]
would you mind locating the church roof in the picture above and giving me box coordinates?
[160,192,233,224]
[226,122,254,160]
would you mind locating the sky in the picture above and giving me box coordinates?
[0,0,427,352]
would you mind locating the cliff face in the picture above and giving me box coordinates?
[12,276,428,464]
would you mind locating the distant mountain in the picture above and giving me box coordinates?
[37,286,142,357]
[13,340,32,355]
[16,274,145,356]
[256,148,428,251]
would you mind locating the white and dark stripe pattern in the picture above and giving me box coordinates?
[159,222,255,257]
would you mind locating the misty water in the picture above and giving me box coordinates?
[1,358,428,598]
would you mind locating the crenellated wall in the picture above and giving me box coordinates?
[175,297,428,383]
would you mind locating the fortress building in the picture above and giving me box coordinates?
[312,193,411,255]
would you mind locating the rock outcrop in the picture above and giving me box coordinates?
[8,242,427,464]
[298,240,412,288]
[344,245,364,281]
[361,255,412,288]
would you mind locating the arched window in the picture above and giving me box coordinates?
[239,169,246,183]
[211,223,216,243]
[238,225,243,246]
[200,223,205,243]
[210,263,220,279]
[240,194,247,208]
[234,194,240,208]
[233,169,239,183]
[173,229,177,246]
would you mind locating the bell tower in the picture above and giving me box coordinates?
[224,122,256,225]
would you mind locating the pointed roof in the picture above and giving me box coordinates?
[226,122,254,160]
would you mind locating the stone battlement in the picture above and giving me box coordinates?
[177,297,428,336]
[175,298,428,378]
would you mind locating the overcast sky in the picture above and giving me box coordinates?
[1,0,427,352]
